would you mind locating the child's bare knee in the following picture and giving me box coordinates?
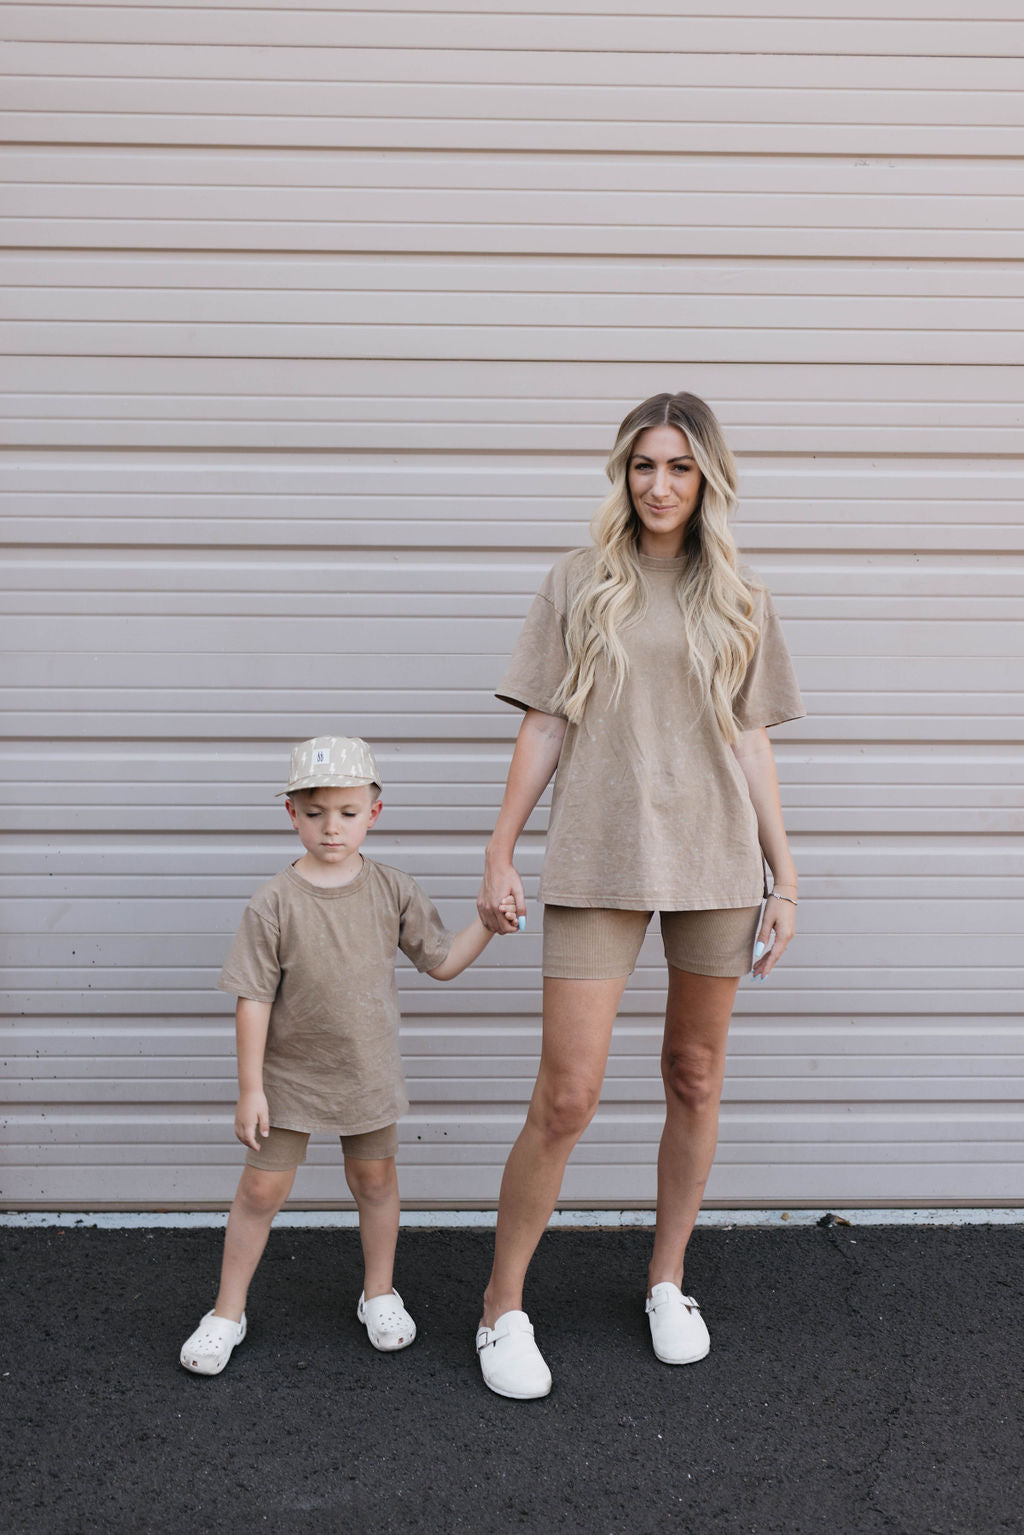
[345,1155,397,1203]
[236,1166,292,1220]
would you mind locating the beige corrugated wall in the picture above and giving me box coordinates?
[2,1,1022,1208]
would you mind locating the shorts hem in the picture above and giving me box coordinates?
[542,962,635,981]
[667,958,751,980]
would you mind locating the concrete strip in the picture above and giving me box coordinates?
[2,1206,1022,1229]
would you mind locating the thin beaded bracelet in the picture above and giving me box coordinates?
[768,891,798,906]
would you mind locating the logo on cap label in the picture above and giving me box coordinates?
[313,748,330,765]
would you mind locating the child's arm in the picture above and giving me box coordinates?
[427,898,517,982]
[233,996,273,1150]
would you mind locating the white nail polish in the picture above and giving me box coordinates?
[517,915,526,932]
[754,941,766,960]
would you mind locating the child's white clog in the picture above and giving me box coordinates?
[357,1289,417,1351]
[180,1310,247,1375]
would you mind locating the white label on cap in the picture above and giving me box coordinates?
[313,748,330,765]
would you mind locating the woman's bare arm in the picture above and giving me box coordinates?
[477,708,568,932]
[732,726,798,979]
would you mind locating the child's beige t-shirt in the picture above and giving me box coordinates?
[217,858,453,1135]
[497,547,805,911]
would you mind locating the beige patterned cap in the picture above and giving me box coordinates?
[277,735,381,796]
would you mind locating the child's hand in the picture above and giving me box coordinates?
[234,1090,270,1151]
[497,894,524,933]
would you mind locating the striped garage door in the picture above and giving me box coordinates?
[1,0,1022,1207]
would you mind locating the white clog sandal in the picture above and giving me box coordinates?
[476,1309,552,1399]
[645,1282,710,1364]
[357,1289,417,1351]
[180,1310,247,1375]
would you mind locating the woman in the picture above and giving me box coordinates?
[475,392,804,1399]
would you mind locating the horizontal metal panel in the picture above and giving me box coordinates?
[10,41,1024,90]
[9,290,1022,334]
[9,354,1024,401]
[17,0,1024,20]
[5,70,1022,126]
[6,109,1021,158]
[8,248,1024,297]
[7,154,1024,204]
[5,224,1022,262]
[3,8,1022,55]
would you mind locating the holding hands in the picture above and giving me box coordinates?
[478,852,527,935]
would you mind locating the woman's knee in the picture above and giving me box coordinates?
[530,1075,602,1141]
[662,1046,724,1115]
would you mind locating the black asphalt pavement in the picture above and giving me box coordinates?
[2,1221,1021,1535]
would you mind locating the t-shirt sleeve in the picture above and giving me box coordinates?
[733,586,805,731]
[496,563,570,715]
[217,900,282,1002]
[397,879,454,974]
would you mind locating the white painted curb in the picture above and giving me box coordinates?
[2,1208,1021,1230]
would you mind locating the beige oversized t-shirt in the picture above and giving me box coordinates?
[217,858,453,1135]
[497,548,805,911]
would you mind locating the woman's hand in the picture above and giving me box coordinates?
[234,1089,270,1151]
[751,891,797,981]
[477,850,525,934]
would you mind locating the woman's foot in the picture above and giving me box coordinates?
[645,1282,710,1364]
[476,1310,552,1399]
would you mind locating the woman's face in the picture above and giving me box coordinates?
[627,424,703,558]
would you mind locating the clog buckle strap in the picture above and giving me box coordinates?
[646,1281,711,1365]
[476,1310,535,1353]
[475,1309,552,1400]
[645,1289,702,1317]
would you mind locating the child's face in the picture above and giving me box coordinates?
[286,785,382,871]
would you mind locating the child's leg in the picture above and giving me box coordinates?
[344,1153,400,1301]
[214,1164,296,1320]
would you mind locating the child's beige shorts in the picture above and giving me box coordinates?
[244,1122,398,1171]
[543,904,761,980]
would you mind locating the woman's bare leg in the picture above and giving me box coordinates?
[214,1164,296,1321]
[481,974,628,1328]
[647,966,739,1294]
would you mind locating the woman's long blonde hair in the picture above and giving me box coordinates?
[551,392,759,743]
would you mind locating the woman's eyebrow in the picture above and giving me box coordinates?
[631,453,694,463]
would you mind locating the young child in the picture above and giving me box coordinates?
[180,734,514,1375]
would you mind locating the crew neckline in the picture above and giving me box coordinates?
[635,549,687,572]
[283,856,371,897]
